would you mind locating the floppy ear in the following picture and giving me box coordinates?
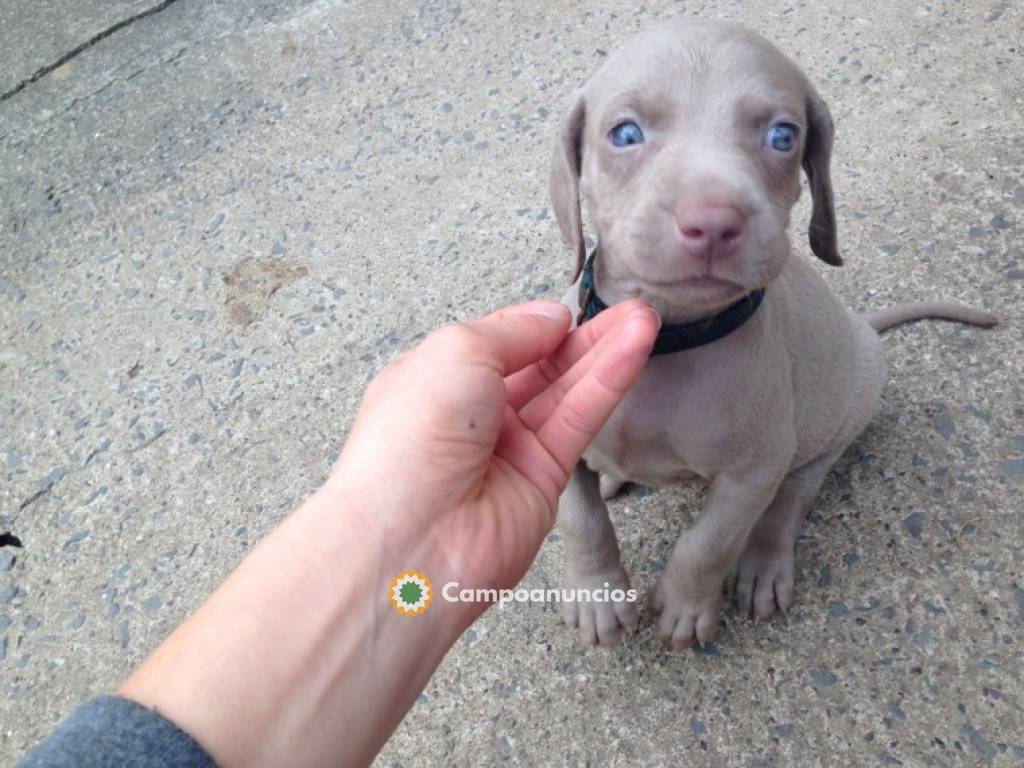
[550,89,587,283]
[802,87,842,266]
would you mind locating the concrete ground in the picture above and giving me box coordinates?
[1,0,1021,765]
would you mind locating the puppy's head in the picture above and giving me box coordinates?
[551,19,839,317]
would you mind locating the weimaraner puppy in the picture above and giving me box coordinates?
[550,18,997,650]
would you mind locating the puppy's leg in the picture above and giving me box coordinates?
[559,462,638,647]
[732,449,843,621]
[651,468,785,649]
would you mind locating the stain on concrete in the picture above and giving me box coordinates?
[222,255,308,327]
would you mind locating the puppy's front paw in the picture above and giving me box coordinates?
[731,541,795,621]
[650,568,723,650]
[562,568,638,648]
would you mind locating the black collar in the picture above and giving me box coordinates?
[577,249,766,356]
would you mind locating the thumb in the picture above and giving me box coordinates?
[458,300,572,376]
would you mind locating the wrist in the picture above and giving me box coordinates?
[301,482,483,642]
[317,470,487,618]
[289,485,484,763]
[119,484,483,768]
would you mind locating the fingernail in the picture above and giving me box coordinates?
[629,305,661,330]
[524,300,570,320]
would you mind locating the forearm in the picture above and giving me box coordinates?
[118,484,481,768]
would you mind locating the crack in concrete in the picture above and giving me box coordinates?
[0,0,184,102]
[124,426,170,454]
[16,486,49,514]
[56,80,116,118]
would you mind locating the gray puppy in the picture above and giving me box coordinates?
[550,18,997,650]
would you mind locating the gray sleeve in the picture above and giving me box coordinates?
[17,695,218,768]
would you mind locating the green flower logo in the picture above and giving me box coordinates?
[389,570,433,616]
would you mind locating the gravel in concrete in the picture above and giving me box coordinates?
[1,1,1022,765]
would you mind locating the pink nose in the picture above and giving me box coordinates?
[677,203,746,260]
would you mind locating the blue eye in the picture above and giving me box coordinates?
[766,122,797,152]
[609,121,645,147]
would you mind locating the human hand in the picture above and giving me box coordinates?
[115,299,658,768]
[328,298,659,596]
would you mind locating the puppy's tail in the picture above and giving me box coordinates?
[864,301,999,333]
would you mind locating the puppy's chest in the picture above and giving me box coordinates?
[582,363,710,485]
